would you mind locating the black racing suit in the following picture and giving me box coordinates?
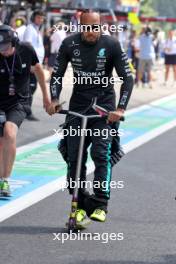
[50,33,134,215]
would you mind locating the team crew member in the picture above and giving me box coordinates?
[15,17,27,42]
[23,10,45,121]
[137,26,155,89]
[164,30,176,84]
[48,11,133,223]
[0,25,50,196]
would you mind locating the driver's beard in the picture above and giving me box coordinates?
[81,34,100,45]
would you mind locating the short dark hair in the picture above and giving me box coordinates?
[31,10,45,23]
[33,10,45,17]
[145,26,152,36]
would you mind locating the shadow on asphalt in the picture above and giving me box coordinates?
[69,255,176,264]
[0,226,66,235]
[0,226,106,238]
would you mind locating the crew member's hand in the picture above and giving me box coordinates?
[108,108,125,123]
[47,100,62,116]
[43,95,51,112]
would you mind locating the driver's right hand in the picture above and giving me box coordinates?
[47,100,62,116]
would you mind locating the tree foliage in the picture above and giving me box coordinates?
[152,0,176,18]
[140,0,175,31]
[140,0,158,17]
[140,0,176,18]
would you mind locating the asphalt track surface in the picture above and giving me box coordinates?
[1,64,176,263]
[0,126,176,264]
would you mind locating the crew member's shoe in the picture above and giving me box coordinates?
[90,209,106,222]
[0,180,11,197]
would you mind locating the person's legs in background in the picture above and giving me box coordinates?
[173,65,176,82]
[165,64,170,85]
[134,57,139,84]
[147,60,153,89]
[137,59,145,87]
[164,54,172,86]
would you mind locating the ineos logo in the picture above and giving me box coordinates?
[73,49,80,56]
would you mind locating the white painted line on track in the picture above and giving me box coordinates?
[123,119,176,153]
[0,164,95,223]
[126,93,176,115]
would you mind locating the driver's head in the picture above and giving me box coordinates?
[80,10,101,44]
